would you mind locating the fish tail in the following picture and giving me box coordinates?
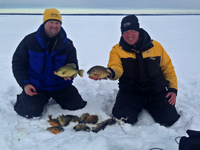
[48,114,52,119]
[78,69,84,77]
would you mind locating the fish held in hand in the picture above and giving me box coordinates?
[58,115,71,126]
[48,115,61,127]
[47,126,64,134]
[73,123,90,132]
[87,66,112,79]
[85,115,98,124]
[54,63,84,78]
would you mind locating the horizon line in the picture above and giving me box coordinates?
[1,13,200,16]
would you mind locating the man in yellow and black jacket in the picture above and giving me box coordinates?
[89,15,180,127]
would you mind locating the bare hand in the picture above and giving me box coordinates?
[64,76,71,81]
[166,92,176,105]
[106,68,112,74]
[24,84,38,96]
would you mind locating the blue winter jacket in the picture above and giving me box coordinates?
[12,24,79,91]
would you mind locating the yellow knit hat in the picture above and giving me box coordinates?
[43,8,62,24]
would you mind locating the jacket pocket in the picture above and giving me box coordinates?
[121,58,137,79]
[145,56,161,77]
[29,50,45,74]
[54,55,67,70]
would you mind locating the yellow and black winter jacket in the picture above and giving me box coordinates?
[107,29,177,95]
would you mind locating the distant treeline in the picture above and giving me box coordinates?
[0,13,200,16]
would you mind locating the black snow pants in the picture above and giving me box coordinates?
[14,85,87,118]
[112,89,180,127]
[179,130,200,150]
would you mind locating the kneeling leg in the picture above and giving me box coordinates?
[14,91,49,118]
[50,85,87,110]
[112,90,144,124]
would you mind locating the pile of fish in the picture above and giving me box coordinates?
[47,113,116,134]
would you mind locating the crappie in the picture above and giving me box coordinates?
[54,63,84,78]
[87,66,112,79]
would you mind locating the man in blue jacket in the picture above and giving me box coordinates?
[12,8,87,118]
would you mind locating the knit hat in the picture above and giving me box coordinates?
[43,8,62,24]
[121,15,140,34]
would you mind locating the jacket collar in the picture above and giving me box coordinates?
[35,24,69,51]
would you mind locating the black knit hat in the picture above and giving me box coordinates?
[121,15,140,34]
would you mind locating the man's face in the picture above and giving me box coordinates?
[44,20,61,38]
[122,30,139,45]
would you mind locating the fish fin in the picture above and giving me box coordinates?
[101,77,108,80]
[78,69,84,77]
[66,63,77,68]
[48,114,53,120]
[72,74,77,78]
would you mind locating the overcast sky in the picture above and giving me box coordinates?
[0,0,200,14]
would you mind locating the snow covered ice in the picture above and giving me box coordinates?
[0,14,200,150]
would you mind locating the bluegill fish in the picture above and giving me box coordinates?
[58,115,71,126]
[91,118,116,133]
[65,115,81,122]
[73,123,90,132]
[54,63,84,78]
[91,121,108,133]
[47,126,64,134]
[85,115,98,124]
[80,113,90,123]
[105,118,116,125]
[87,66,112,79]
[48,115,61,127]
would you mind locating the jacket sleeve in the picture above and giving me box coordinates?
[12,37,30,89]
[107,45,124,80]
[159,43,178,94]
